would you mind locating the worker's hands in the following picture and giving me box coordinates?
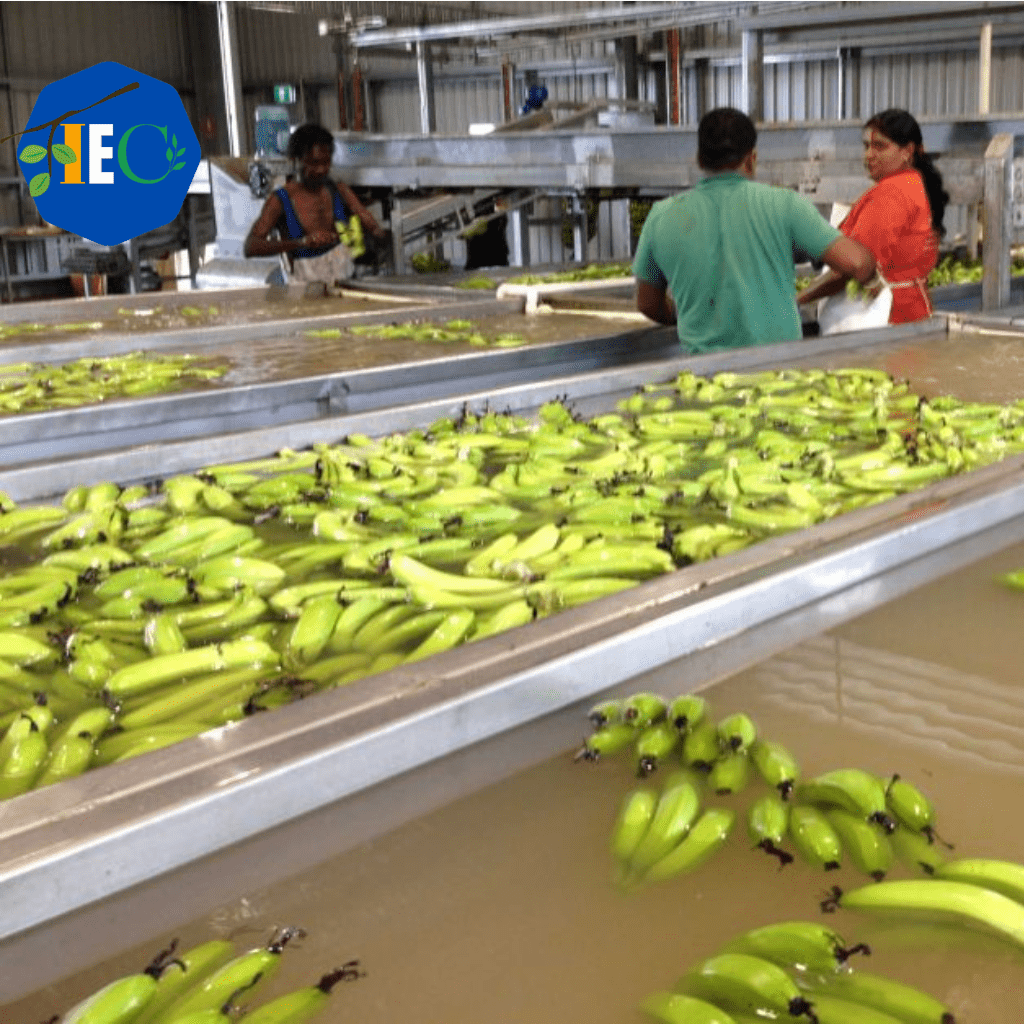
[303,228,339,248]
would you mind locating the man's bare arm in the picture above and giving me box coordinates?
[636,279,677,325]
[797,236,876,306]
[337,182,387,239]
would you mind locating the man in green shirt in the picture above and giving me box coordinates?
[633,107,876,352]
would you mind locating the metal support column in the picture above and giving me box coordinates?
[351,64,365,131]
[416,40,436,134]
[666,28,681,126]
[510,206,530,267]
[571,193,586,263]
[741,27,763,122]
[334,37,351,131]
[982,133,1012,311]
[617,36,639,102]
[389,196,406,274]
[979,22,993,116]
[693,57,708,123]
[215,0,244,158]
[848,47,861,121]
[501,59,516,124]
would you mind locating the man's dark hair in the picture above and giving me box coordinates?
[698,107,757,172]
[287,123,335,160]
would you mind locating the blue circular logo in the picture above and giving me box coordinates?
[13,62,200,246]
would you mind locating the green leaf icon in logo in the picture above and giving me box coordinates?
[165,147,173,161]
[172,161,185,171]
[19,144,47,164]
[29,172,50,197]
[172,133,178,148]
[52,144,77,165]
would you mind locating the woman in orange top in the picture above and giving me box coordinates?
[799,108,950,324]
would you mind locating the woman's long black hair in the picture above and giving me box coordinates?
[865,108,950,237]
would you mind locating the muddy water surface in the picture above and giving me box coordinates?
[7,537,1024,1024]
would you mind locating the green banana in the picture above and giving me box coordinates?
[795,993,908,1024]
[678,952,818,1021]
[890,824,946,875]
[103,639,279,698]
[575,722,637,762]
[0,630,58,667]
[363,609,448,658]
[667,693,707,733]
[747,794,793,866]
[750,739,801,799]
[681,720,721,770]
[283,594,344,669]
[804,971,955,1024]
[587,699,623,729]
[823,808,893,881]
[885,773,937,838]
[716,712,757,753]
[62,942,183,1024]
[798,768,896,832]
[33,730,95,789]
[0,721,49,798]
[144,613,189,656]
[821,878,1024,951]
[640,992,738,1024]
[148,928,304,1024]
[95,721,214,767]
[629,770,702,875]
[643,807,735,884]
[610,786,658,864]
[388,553,514,594]
[190,556,286,597]
[94,566,180,601]
[236,962,364,1024]
[405,609,475,663]
[722,920,867,975]
[44,543,136,573]
[635,721,681,777]
[788,804,842,871]
[621,692,668,729]
[933,858,1024,902]
[118,667,272,731]
[708,751,751,795]
[0,578,74,627]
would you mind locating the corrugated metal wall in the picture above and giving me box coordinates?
[2,2,1023,263]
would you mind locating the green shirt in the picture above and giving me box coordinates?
[632,173,840,352]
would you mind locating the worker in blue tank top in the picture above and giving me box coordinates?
[633,108,877,352]
[245,123,387,287]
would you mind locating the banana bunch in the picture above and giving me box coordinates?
[4,365,1024,792]
[643,918,956,1024]
[0,352,227,416]
[583,690,958,889]
[49,927,362,1024]
[505,261,632,286]
[339,318,526,349]
[335,215,364,258]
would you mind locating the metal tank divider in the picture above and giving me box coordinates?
[0,316,938,500]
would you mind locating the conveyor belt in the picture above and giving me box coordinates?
[4,311,1024,978]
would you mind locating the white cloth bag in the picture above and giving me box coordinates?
[818,285,893,336]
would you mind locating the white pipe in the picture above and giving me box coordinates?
[217,0,244,157]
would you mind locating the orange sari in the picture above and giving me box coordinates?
[840,170,938,324]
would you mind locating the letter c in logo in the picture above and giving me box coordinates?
[117,123,171,183]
